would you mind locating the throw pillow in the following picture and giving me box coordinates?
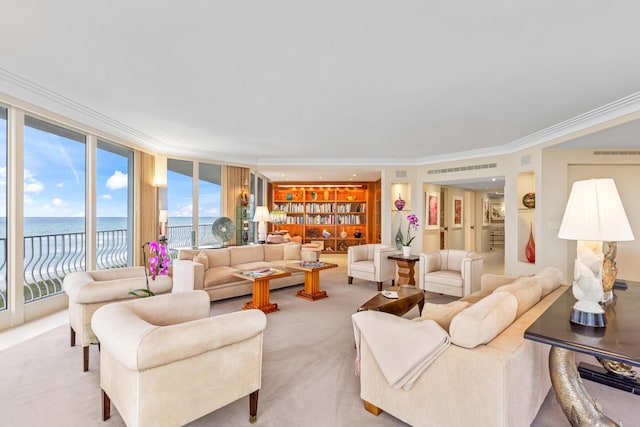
[534,267,564,296]
[494,278,542,318]
[449,291,518,349]
[193,251,209,270]
[419,300,470,332]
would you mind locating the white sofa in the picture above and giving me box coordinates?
[172,243,308,301]
[347,244,399,291]
[92,290,267,426]
[355,268,567,427]
[418,249,483,297]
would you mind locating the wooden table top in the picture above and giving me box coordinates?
[358,285,424,317]
[387,254,420,262]
[233,268,291,282]
[525,282,640,367]
[287,261,338,272]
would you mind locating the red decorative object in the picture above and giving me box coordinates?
[525,223,535,263]
[394,194,406,210]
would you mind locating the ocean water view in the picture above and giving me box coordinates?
[0,217,217,238]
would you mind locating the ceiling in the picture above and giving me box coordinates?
[2,1,640,185]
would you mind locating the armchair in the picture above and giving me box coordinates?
[418,250,483,297]
[91,290,267,427]
[347,244,399,291]
[63,266,172,371]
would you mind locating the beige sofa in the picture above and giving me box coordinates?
[172,243,308,301]
[356,268,568,427]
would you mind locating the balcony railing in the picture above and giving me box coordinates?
[0,223,213,310]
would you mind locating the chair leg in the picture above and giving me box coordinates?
[392,279,395,286]
[70,327,76,347]
[348,276,353,284]
[102,389,111,421]
[83,346,89,372]
[249,389,259,423]
[376,282,382,291]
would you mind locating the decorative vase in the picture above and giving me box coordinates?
[324,190,329,200]
[311,191,317,200]
[394,194,406,210]
[402,246,411,257]
[525,223,535,263]
[286,193,293,201]
[339,228,348,239]
[354,229,362,238]
[322,228,331,238]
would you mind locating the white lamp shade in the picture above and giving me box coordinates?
[557,178,634,242]
[253,206,271,223]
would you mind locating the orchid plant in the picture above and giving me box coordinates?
[130,241,169,297]
[399,213,420,247]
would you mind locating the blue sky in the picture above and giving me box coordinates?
[0,115,220,218]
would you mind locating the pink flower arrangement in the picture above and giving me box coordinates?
[148,240,169,280]
[400,214,420,246]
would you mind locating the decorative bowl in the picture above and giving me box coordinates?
[346,195,357,201]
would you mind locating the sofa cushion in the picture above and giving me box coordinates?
[229,245,264,265]
[494,278,542,318]
[203,266,244,288]
[208,248,230,268]
[350,260,375,274]
[449,291,518,349]
[284,243,302,260]
[264,244,284,261]
[193,251,209,270]
[459,289,491,304]
[534,267,564,296]
[423,270,463,288]
[417,300,470,332]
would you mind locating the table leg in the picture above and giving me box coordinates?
[244,278,279,313]
[549,346,619,427]
[395,260,417,286]
[296,270,328,301]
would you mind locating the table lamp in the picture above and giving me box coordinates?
[253,206,270,244]
[270,209,287,232]
[557,178,634,327]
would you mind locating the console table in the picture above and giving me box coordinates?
[524,282,640,426]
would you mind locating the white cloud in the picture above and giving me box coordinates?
[106,170,128,190]
[24,194,34,205]
[102,194,112,199]
[52,198,64,207]
[24,168,44,193]
[56,182,64,188]
[176,204,193,217]
[0,167,5,177]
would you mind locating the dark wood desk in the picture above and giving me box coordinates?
[525,282,640,426]
[387,254,420,286]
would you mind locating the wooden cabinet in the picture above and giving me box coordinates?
[271,183,371,253]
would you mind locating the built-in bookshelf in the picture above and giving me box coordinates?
[271,183,372,253]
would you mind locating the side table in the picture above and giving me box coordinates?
[387,254,420,286]
[288,261,337,301]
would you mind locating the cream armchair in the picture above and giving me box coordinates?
[91,290,267,427]
[347,244,399,291]
[63,266,172,371]
[418,250,483,297]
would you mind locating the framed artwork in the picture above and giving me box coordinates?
[426,191,440,229]
[482,199,490,226]
[453,196,463,228]
[490,203,505,223]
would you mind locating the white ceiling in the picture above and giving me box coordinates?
[2,1,640,185]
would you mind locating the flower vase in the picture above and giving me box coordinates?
[525,223,535,263]
[402,246,411,257]
[394,194,406,210]
[339,228,348,238]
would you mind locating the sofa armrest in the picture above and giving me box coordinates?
[461,255,483,295]
[373,247,400,281]
[172,259,205,292]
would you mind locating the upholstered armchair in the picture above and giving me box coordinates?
[91,290,267,427]
[63,266,172,371]
[418,250,483,297]
[347,244,399,291]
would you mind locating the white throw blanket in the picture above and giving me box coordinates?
[352,310,450,390]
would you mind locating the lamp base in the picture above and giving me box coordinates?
[570,307,606,327]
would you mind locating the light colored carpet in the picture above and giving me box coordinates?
[0,255,636,426]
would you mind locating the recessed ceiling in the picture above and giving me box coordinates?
[2,1,640,183]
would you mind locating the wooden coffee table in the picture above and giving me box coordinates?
[358,285,425,317]
[288,261,338,301]
[233,268,291,314]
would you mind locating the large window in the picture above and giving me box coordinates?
[0,106,7,311]
[167,159,194,248]
[23,116,86,303]
[97,140,134,268]
[198,162,221,245]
